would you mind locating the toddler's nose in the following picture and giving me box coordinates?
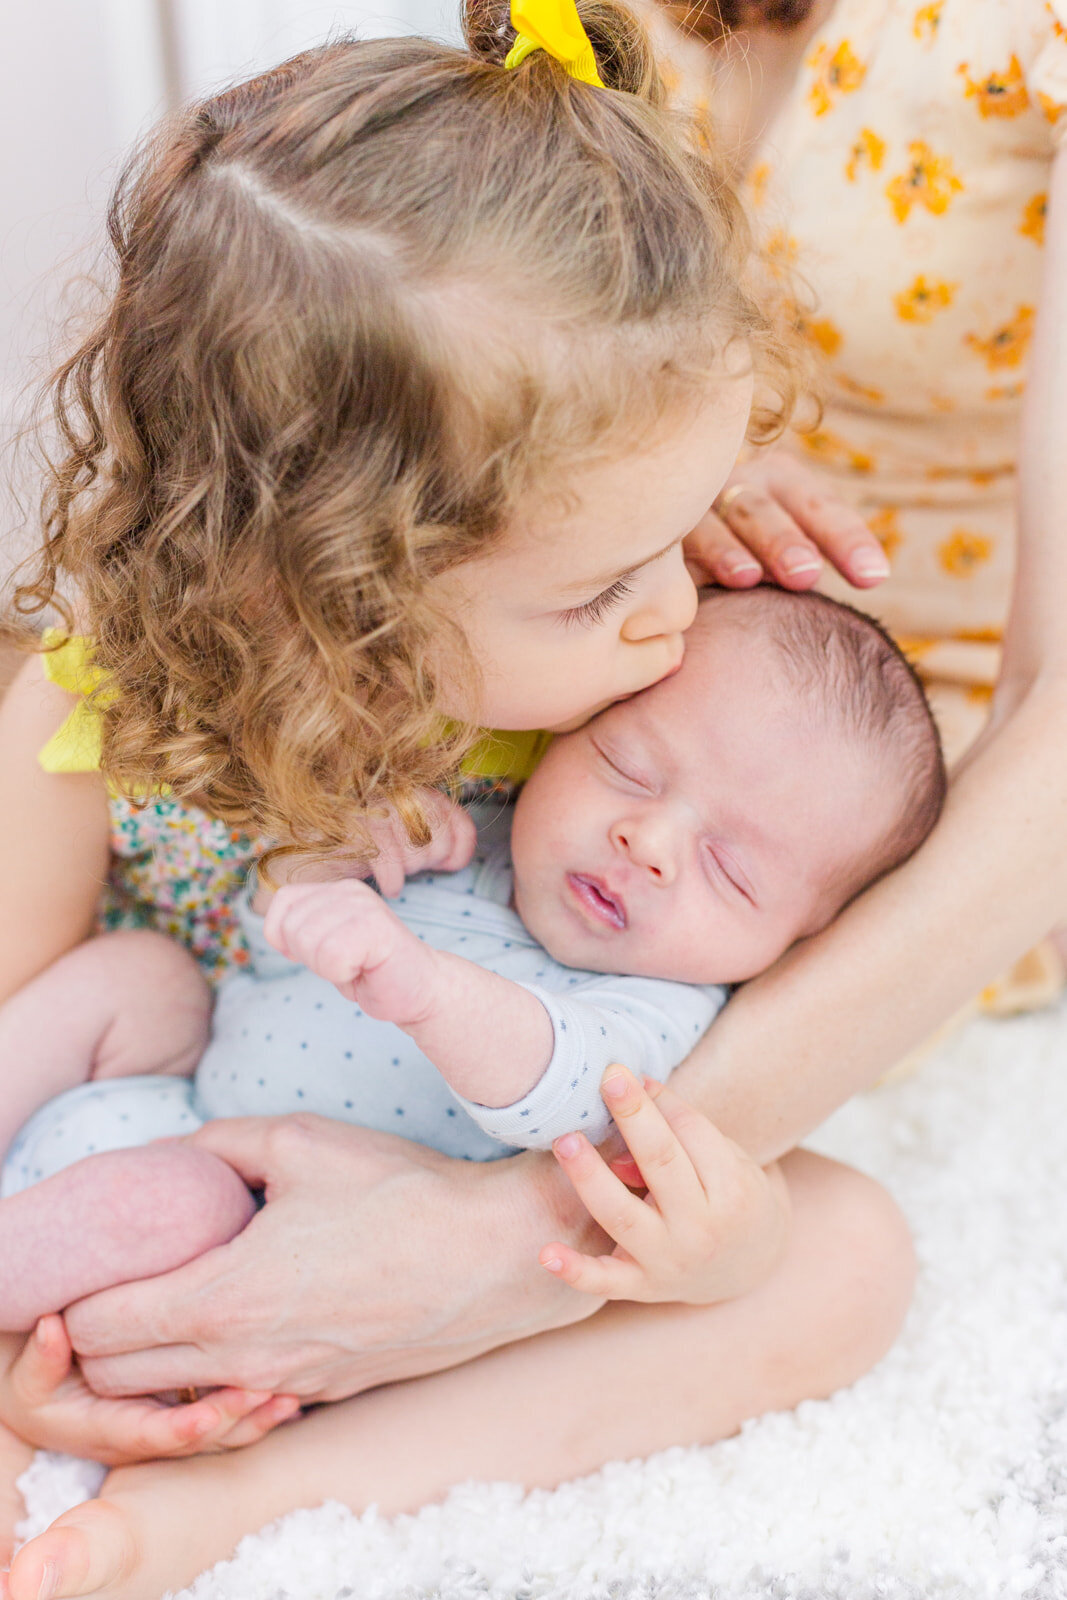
[620,551,698,643]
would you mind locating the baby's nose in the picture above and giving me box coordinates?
[610,818,676,884]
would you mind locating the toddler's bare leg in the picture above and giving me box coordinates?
[0,931,212,1156]
[4,1152,916,1600]
[0,1143,255,1333]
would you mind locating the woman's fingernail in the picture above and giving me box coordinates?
[780,548,822,577]
[555,1133,582,1158]
[721,554,761,578]
[601,1068,629,1102]
[36,1564,61,1600]
[852,551,891,580]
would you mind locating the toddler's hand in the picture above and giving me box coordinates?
[362,790,477,900]
[0,1318,299,1465]
[539,1066,790,1305]
[685,451,890,593]
[260,790,477,904]
[263,880,437,1026]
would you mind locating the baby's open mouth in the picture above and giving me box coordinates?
[567,873,627,931]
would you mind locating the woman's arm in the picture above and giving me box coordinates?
[0,655,110,1005]
[669,142,1067,1164]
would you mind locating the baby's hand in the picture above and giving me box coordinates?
[539,1066,790,1304]
[685,451,890,593]
[0,1318,299,1465]
[263,880,437,1026]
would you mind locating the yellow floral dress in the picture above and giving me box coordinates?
[39,635,549,982]
[634,0,1067,1011]
[742,0,1067,763]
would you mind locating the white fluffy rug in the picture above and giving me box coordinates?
[16,1000,1067,1598]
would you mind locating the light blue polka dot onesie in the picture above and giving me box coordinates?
[1,805,726,1197]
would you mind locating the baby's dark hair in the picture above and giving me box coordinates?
[700,585,946,903]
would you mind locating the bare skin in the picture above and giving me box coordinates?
[0,1148,915,1600]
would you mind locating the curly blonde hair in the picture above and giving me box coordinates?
[13,1,803,859]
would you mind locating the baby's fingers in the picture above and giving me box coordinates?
[538,1241,643,1301]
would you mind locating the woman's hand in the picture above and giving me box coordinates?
[62,1116,605,1403]
[684,451,890,592]
[539,1067,790,1304]
[0,1319,298,1466]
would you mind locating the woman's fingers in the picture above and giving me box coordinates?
[685,509,766,587]
[537,1240,643,1300]
[774,479,889,588]
[707,491,826,589]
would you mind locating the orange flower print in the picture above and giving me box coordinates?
[938,530,994,577]
[912,2,943,40]
[984,383,1025,402]
[954,626,1003,644]
[799,316,843,356]
[893,274,957,323]
[958,55,1029,119]
[1039,91,1066,124]
[885,143,964,223]
[964,306,1035,371]
[748,162,772,207]
[845,128,886,182]
[867,507,903,561]
[835,373,885,403]
[764,228,800,281]
[807,40,866,117]
[799,429,874,473]
[1020,193,1047,246]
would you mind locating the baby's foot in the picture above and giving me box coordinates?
[0,1421,33,1567]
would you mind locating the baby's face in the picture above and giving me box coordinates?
[510,612,903,985]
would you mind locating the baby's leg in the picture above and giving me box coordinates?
[0,930,212,1156]
[0,1139,255,1331]
[5,1152,915,1600]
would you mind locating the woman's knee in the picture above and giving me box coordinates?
[780,1149,916,1394]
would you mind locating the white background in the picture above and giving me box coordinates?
[0,0,463,571]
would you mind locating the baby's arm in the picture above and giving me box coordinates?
[264,882,724,1147]
[264,880,556,1109]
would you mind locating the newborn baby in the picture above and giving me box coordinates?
[0,587,945,1329]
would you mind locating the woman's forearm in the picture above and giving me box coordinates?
[671,672,1067,1164]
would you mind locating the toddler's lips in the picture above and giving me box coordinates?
[567,872,627,931]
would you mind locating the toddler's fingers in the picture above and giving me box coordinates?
[637,1077,761,1205]
[203,1393,302,1451]
[9,1316,73,1403]
[600,1067,707,1219]
[538,1241,643,1301]
[551,1129,658,1255]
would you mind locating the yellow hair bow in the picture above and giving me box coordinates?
[505,0,605,87]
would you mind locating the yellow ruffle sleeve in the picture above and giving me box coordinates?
[37,631,114,775]
[36,632,552,787]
